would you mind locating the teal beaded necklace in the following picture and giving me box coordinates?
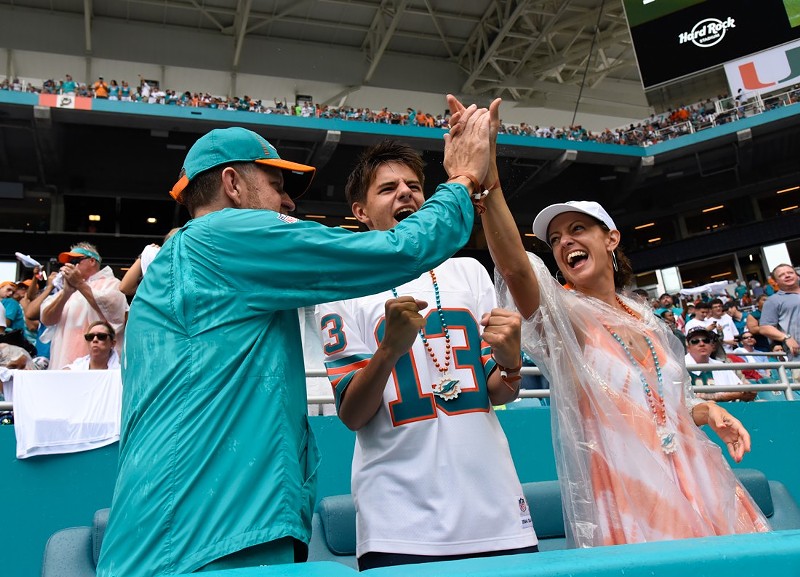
[391,270,461,401]
[606,296,676,454]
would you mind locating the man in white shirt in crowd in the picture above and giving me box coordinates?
[685,327,756,403]
[709,298,739,352]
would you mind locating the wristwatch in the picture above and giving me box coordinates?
[784,334,793,342]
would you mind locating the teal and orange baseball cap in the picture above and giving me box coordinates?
[58,247,102,264]
[169,127,316,203]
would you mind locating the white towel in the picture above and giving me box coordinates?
[8,369,121,459]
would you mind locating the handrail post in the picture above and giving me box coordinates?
[778,366,795,400]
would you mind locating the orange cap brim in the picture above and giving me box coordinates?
[170,175,190,203]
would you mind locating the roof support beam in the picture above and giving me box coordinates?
[189,0,225,31]
[362,0,410,84]
[232,0,253,69]
[459,0,533,94]
[83,0,93,54]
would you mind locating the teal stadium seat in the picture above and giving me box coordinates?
[41,470,800,576]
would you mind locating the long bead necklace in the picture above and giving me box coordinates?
[615,294,639,320]
[607,296,677,454]
[392,270,461,401]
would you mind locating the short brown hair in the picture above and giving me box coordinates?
[345,141,425,206]
[87,320,116,340]
[182,162,258,217]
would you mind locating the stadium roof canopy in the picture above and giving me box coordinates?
[0,0,650,118]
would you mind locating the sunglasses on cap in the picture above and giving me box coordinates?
[84,332,112,342]
[688,337,713,345]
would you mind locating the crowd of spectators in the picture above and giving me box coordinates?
[2,235,797,413]
[638,268,800,401]
[3,73,800,148]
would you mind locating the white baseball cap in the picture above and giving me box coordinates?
[532,201,617,245]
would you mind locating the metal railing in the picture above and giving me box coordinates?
[1,361,797,411]
[307,361,800,404]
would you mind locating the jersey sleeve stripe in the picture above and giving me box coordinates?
[481,342,496,376]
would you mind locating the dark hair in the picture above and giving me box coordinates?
[694,301,711,310]
[86,320,115,340]
[771,263,795,279]
[593,220,634,290]
[709,298,724,307]
[182,162,258,217]
[345,140,425,206]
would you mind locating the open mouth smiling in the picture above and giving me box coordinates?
[394,207,416,222]
[566,250,588,268]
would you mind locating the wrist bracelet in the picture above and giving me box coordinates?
[493,354,522,386]
[447,173,481,194]
[447,173,488,214]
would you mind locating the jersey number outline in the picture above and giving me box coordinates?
[375,308,490,427]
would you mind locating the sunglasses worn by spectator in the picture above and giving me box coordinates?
[689,337,713,345]
[69,257,88,265]
[84,332,111,342]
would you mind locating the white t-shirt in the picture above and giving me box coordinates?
[63,349,121,370]
[712,314,739,351]
[0,304,6,328]
[685,355,741,387]
[317,258,536,557]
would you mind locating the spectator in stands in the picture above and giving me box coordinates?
[465,94,768,547]
[0,343,34,400]
[317,141,536,570]
[98,112,491,577]
[746,293,771,352]
[710,298,739,352]
[119,229,179,297]
[62,321,119,370]
[758,264,800,361]
[1,281,25,333]
[725,300,748,334]
[39,243,127,370]
[733,331,771,381]
[108,80,120,101]
[59,74,76,95]
[660,309,686,349]
[120,80,132,101]
[684,301,716,335]
[685,327,756,402]
[92,77,109,99]
[655,293,684,331]
[24,270,58,363]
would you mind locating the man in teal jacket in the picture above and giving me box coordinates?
[98,107,492,576]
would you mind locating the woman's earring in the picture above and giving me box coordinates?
[555,269,566,285]
[612,251,619,272]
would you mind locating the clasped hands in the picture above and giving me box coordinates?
[59,263,87,292]
[379,295,522,370]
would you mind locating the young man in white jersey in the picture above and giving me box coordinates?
[317,141,538,571]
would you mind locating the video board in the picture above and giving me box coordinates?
[623,0,800,88]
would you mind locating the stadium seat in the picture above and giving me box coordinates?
[41,470,800,575]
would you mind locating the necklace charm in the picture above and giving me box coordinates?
[657,425,678,454]
[432,374,461,401]
[393,270,461,401]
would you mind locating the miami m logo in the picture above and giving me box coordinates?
[738,45,800,89]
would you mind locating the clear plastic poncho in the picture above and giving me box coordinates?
[497,252,770,547]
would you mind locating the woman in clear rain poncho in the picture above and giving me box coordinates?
[448,95,770,547]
